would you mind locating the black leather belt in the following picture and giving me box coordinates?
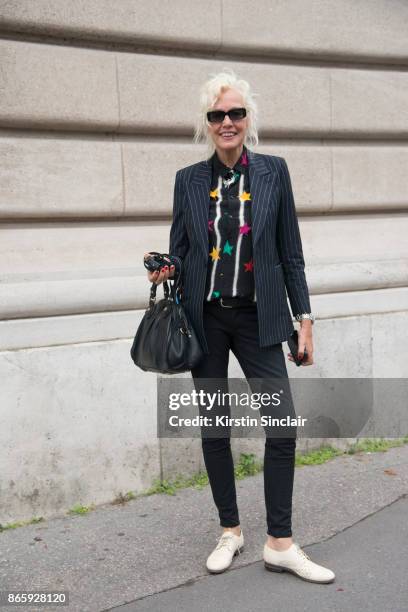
[205,296,257,309]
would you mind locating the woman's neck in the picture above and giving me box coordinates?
[216,144,244,169]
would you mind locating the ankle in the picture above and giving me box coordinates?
[223,526,241,536]
[266,535,293,551]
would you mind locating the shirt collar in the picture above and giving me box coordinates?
[211,144,249,177]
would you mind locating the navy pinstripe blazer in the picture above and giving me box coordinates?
[169,148,311,355]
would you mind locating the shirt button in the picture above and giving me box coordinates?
[220,273,224,276]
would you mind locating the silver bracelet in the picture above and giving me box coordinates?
[295,313,315,324]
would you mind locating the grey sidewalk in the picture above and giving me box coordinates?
[115,496,408,612]
[1,445,408,612]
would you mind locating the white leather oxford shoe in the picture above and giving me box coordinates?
[263,542,335,584]
[206,529,244,574]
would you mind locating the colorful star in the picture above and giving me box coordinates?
[244,259,254,272]
[208,220,214,231]
[239,191,251,202]
[210,246,221,261]
[239,223,251,235]
[210,188,218,199]
[223,240,234,255]
[212,290,220,298]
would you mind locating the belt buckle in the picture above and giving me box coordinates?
[220,297,233,308]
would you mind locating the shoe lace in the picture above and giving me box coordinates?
[215,532,236,552]
[295,543,311,561]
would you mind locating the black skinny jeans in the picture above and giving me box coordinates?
[191,300,297,538]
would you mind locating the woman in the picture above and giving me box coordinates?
[145,70,335,584]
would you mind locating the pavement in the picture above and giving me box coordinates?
[1,445,407,612]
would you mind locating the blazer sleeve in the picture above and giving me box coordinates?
[168,170,189,279]
[276,157,312,317]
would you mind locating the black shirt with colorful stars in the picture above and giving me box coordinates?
[204,144,255,302]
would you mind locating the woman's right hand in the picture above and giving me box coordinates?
[144,252,175,285]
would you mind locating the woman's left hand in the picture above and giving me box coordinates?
[287,321,314,366]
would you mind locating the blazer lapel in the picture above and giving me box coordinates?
[186,149,279,260]
[186,160,211,259]
[247,149,278,247]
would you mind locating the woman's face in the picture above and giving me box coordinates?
[207,88,248,155]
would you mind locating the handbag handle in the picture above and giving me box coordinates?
[148,277,184,307]
[169,255,183,303]
[149,280,171,308]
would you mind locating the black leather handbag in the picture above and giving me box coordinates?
[130,277,204,374]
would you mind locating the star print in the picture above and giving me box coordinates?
[210,246,221,261]
[239,223,251,235]
[244,259,254,272]
[208,220,214,231]
[212,290,220,298]
[223,240,234,255]
[210,189,218,199]
[239,191,251,202]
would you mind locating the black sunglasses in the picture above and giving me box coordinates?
[207,107,247,124]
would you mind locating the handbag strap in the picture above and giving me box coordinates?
[149,277,185,307]
[149,280,170,308]
[169,255,183,304]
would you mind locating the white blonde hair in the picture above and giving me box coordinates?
[193,68,259,160]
